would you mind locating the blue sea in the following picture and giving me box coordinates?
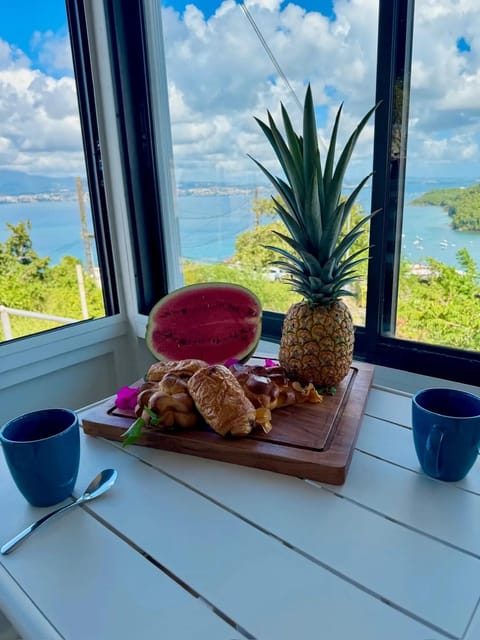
[0,178,479,268]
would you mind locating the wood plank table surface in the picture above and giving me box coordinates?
[2,378,480,639]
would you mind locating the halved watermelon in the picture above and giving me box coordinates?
[145,282,262,364]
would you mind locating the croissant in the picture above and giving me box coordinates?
[146,359,209,382]
[187,365,256,437]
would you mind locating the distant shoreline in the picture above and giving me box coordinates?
[0,192,78,204]
[410,183,480,233]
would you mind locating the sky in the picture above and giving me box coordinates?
[0,0,479,183]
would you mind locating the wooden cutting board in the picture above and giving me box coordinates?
[81,361,374,485]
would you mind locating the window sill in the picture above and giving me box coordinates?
[0,314,129,389]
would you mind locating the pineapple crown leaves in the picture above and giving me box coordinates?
[249,83,381,304]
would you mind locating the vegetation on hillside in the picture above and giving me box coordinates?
[1,205,479,354]
[397,249,480,350]
[411,182,480,231]
[0,221,105,340]
[186,201,479,352]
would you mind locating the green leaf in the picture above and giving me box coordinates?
[318,200,346,259]
[263,245,305,270]
[267,115,303,195]
[255,112,305,217]
[341,173,374,220]
[121,408,162,447]
[248,157,307,235]
[323,103,343,192]
[302,85,323,232]
[330,230,364,263]
[328,104,378,214]
[144,406,162,426]
[271,196,309,242]
[281,104,304,173]
[304,170,323,244]
[121,417,146,447]
[271,232,320,274]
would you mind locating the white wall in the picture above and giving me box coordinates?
[0,317,148,424]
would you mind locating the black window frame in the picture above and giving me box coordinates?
[66,0,119,316]
[103,0,169,314]
[103,0,480,387]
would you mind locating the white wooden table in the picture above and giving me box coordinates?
[1,382,480,639]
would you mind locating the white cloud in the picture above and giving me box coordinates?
[31,30,73,74]
[1,1,479,183]
[419,135,478,166]
[162,0,380,184]
[160,0,480,182]
[0,33,83,177]
[402,1,480,176]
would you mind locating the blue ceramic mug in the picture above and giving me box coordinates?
[0,408,80,507]
[412,388,480,482]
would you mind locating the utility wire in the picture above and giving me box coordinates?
[239,1,303,113]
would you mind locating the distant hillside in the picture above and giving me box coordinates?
[0,170,79,196]
[411,182,480,232]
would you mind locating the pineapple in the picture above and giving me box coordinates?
[249,85,378,388]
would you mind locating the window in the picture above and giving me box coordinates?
[396,0,480,353]
[105,0,479,386]
[158,0,379,329]
[0,0,117,343]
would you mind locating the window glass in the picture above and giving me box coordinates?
[397,1,480,353]
[160,0,378,325]
[0,1,106,343]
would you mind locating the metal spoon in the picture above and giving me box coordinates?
[1,468,118,555]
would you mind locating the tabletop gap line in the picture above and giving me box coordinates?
[353,448,413,465]
[285,545,457,640]
[107,437,480,546]
[118,457,457,639]
[350,448,480,498]
[0,562,66,640]
[353,448,421,470]
[310,485,480,561]
[461,592,480,640]
[362,413,411,429]
[370,385,412,398]
[102,436,479,634]
[80,504,255,639]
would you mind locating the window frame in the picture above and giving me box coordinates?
[104,0,480,387]
[103,0,172,315]
[363,0,480,384]
[66,0,120,317]
[0,0,120,352]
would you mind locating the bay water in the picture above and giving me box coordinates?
[0,179,478,268]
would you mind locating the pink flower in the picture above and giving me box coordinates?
[115,386,140,410]
[264,358,278,367]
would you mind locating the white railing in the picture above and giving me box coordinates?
[0,306,78,341]
[1,265,90,341]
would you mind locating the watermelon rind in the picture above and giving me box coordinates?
[145,282,262,364]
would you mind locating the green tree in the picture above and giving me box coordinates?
[47,256,105,319]
[0,221,49,311]
[234,220,292,269]
[252,197,278,227]
[183,259,300,312]
[0,221,104,341]
[397,249,480,350]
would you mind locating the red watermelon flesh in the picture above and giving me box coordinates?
[145,283,262,363]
